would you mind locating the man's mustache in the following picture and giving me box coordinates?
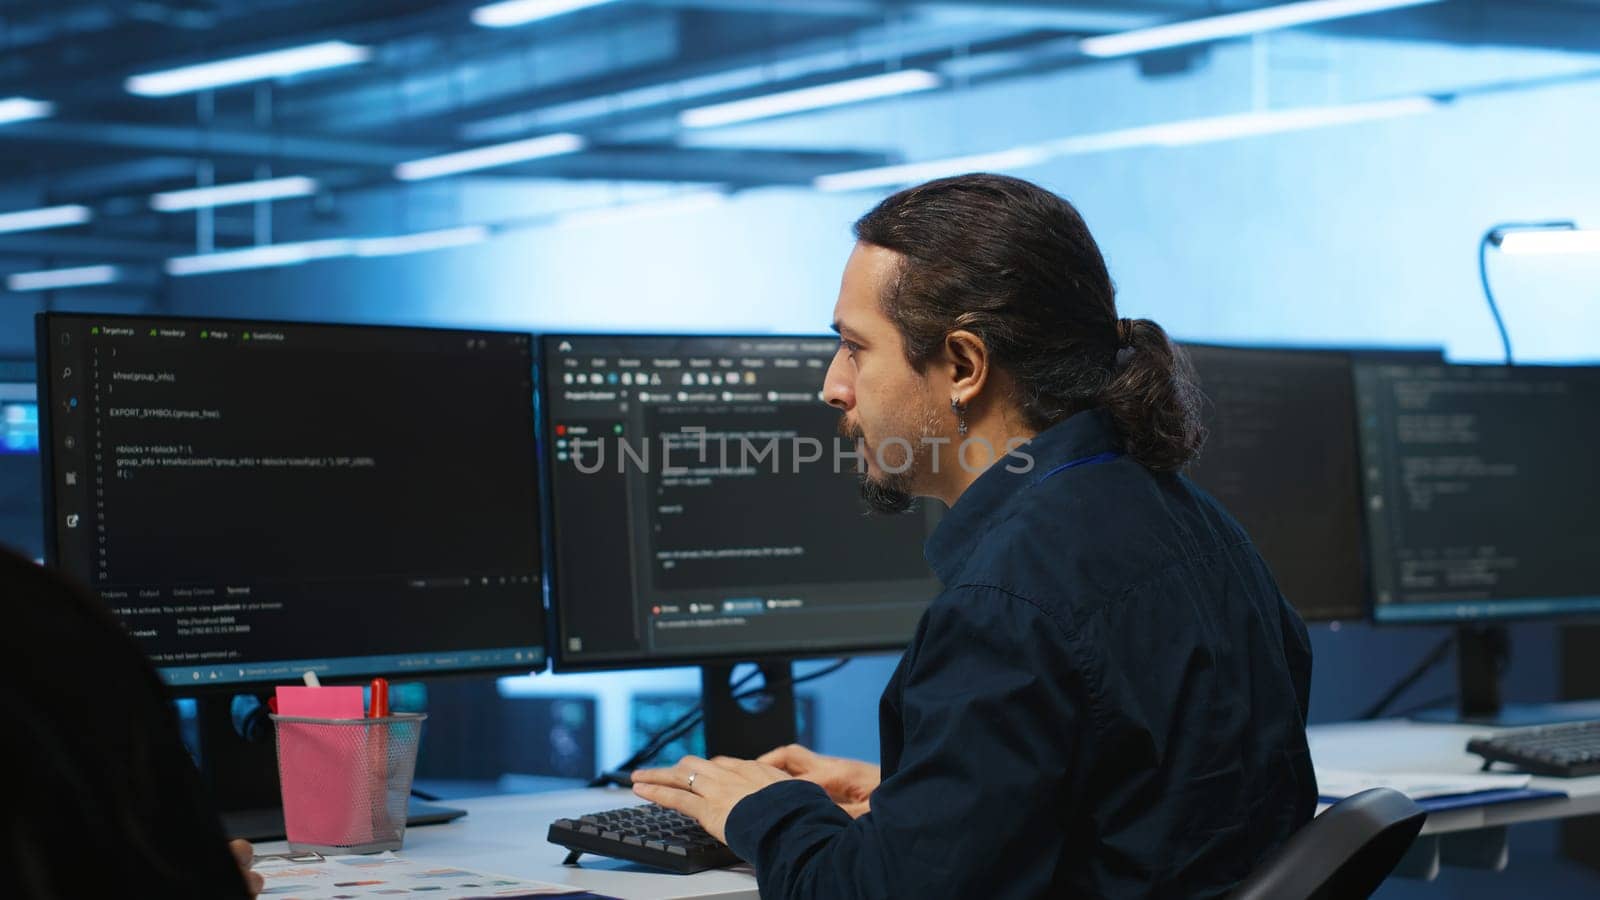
[838,417,864,441]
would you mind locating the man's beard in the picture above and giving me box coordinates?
[838,417,917,515]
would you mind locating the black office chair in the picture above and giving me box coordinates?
[1230,788,1427,900]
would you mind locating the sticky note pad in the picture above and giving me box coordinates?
[274,685,373,847]
[276,685,365,719]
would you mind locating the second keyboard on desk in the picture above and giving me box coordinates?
[1469,720,1600,778]
[548,804,743,874]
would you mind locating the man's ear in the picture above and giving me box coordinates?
[943,329,989,407]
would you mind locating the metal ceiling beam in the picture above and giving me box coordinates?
[0,147,893,262]
[635,0,891,14]
[0,124,885,189]
[0,140,893,232]
[637,0,1181,29]
[0,233,189,261]
[506,144,894,185]
[0,158,201,202]
[0,120,440,169]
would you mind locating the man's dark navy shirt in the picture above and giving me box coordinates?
[724,409,1316,899]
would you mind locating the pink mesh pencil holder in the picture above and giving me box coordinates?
[270,712,427,854]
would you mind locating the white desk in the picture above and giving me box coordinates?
[254,721,1600,895]
[1309,718,1600,878]
[254,788,759,900]
[1309,719,1600,833]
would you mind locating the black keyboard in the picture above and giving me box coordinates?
[1468,720,1600,777]
[548,804,742,874]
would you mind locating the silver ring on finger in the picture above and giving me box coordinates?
[687,772,698,790]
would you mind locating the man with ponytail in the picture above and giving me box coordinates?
[633,174,1315,899]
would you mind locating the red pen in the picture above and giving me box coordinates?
[366,678,391,841]
[367,678,390,718]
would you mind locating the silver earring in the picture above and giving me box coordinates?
[951,398,968,437]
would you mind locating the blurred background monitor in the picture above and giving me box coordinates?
[1357,360,1600,624]
[0,360,42,562]
[1184,344,1444,623]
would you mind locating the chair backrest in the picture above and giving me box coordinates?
[1230,788,1426,900]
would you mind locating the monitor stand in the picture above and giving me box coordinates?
[196,694,467,842]
[1412,625,1600,727]
[701,661,798,759]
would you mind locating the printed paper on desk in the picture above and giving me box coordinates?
[1317,769,1531,801]
[253,852,625,899]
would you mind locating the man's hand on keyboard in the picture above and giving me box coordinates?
[757,744,878,818]
[632,754,793,843]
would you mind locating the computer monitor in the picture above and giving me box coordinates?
[1357,360,1600,623]
[539,334,942,756]
[0,368,43,562]
[36,313,545,830]
[1183,344,1370,622]
[1355,359,1600,720]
